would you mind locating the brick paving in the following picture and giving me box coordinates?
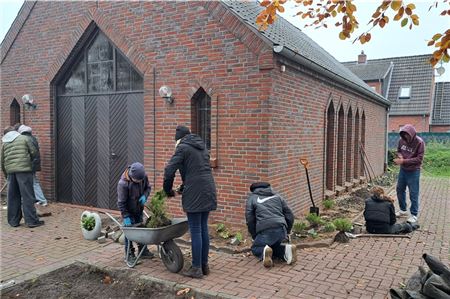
[1,176,449,298]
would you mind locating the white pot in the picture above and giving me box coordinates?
[81,211,102,240]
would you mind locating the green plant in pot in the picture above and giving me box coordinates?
[80,211,102,240]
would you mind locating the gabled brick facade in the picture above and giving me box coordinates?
[1,1,389,224]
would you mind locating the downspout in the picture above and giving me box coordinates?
[385,106,390,172]
[153,67,156,187]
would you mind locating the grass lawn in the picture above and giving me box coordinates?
[422,141,450,177]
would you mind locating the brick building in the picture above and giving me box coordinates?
[343,52,435,133]
[1,1,389,224]
[431,82,450,132]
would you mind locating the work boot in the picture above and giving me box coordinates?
[284,244,297,265]
[202,264,210,275]
[139,247,155,259]
[126,253,137,265]
[263,245,273,268]
[182,266,203,279]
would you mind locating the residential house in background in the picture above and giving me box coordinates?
[431,82,450,132]
[343,52,435,133]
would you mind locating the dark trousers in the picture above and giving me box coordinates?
[251,227,287,260]
[397,168,420,216]
[7,172,40,226]
[124,213,148,255]
[186,211,210,268]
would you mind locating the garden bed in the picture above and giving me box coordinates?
[0,262,220,299]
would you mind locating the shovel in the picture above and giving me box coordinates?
[299,157,319,215]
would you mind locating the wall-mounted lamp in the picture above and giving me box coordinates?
[159,85,174,104]
[22,94,37,110]
[280,64,286,72]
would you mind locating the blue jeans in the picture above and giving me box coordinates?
[186,211,210,268]
[251,227,287,260]
[124,213,147,256]
[396,168,420,216]
[33,174,47,205]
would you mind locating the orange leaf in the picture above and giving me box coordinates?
[277,5,285,12]
[390,0,402,11]
[379,18,386,28]
[427,40,435,46]
[339,31,346,40]
[405,7,412,15]
[260,0,271,6]
[412,18,419,26]
[406,3,416,10]
[366,33,372,42]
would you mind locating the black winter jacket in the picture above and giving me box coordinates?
[163,134,217,213]
[245,187,294,239]
[364,196,396,234]
[117,169,151,219]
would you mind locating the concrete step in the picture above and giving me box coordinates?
[324,190,335,200]
[335,186,346,196]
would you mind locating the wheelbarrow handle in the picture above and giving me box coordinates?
[99,211,123,227]
[299,157,309,169]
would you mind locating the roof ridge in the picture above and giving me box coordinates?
[342,53,432,64]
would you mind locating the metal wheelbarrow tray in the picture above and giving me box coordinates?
[103,212,188,272]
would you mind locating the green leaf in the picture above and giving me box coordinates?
[432,33,443,41]
[401,18,408,27]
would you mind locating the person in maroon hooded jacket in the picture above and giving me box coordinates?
[393,124,425,224]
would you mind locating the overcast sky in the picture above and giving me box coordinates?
[1,0,449,81]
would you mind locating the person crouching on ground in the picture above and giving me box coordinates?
[117,162,154,264]
[163,125,217,279]
[364,187,418,234]
[245,182,297,268]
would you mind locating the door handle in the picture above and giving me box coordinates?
[111,152,117,158]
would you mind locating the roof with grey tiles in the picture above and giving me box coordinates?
[342,61,393,81]
[432,82,450,125]
[221,0,387,105]
[343,55,434,115]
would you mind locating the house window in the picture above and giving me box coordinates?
[10,98,21,126]
[191,87,211,150]
[60,32,143,95]
[398,86,411,99]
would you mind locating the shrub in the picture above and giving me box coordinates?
[292,221,308,234]
[333,218,352,232]
[306,213,325,227]
[145,190,171,228]
[323,222,336,232]
[323,199,335,209]
[216,223,226,232]
[81,215,95,231]
[234,232,243,242]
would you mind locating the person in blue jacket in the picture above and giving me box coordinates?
[117,162,154,264]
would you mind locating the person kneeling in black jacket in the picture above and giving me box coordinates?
[364,187,418,234]
[245,182,297,268]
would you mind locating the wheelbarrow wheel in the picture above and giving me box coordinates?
[160,240,184,273]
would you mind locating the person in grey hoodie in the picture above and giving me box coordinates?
[17,125,48,206]
[1,126,43,228]
[394,124,425,224]
[245,182,296,268]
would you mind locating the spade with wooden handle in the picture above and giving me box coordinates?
[299,157,319,215]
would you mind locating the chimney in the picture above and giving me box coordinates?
[358,50,367,64]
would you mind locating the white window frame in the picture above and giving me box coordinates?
[398,86,411,100]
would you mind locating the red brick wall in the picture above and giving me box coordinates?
[268,62,387,215]
[366,81,382,95]
[388,115,430,132]
[430,125,450,132]
[1,1,389,222]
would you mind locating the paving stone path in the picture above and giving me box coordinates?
[1,176,448,298]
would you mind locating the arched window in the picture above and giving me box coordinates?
[346,107,353,182]
[353,110,360,179]
[10,98,21,126]
[191,87,211,150]
[59,32,143,95]
[360,112,366,176]
[325,101,335,191]
[336,105,345,187]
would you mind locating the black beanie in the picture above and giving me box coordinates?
[175,125,190,141]
[250,182,271,192]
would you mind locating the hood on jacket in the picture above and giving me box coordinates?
[18,125,32,134]
[180,134,205,150]
[2,131,20,143]
[252,186,275,197]
[400,124,416,143]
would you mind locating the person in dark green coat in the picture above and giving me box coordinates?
[1,126,43,228]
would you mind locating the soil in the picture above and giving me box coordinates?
[0,262,218,299]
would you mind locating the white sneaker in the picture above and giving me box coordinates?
[395,210,408,217]
[407,215,418,223]
[263,245,273,268]
[284,244,297,265]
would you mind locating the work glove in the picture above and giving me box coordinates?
[139,195,147,206]
[165,189,176,198]
[123,217,132,227]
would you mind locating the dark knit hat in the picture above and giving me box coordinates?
[175,125,190,141]
[129,162,145,181]
[250,182,271,192]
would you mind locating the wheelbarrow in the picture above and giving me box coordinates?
[103,211,188,273]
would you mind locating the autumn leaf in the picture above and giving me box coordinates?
[401,18,408,27]
[390,1,402,11]
[339,31,346,40]
[406,3,416,10]
[427,40,435,46]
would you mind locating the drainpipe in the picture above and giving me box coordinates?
[153,67,157,187]
[385,106,390,172]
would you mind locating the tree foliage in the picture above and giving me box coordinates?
[256,0,450,66]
